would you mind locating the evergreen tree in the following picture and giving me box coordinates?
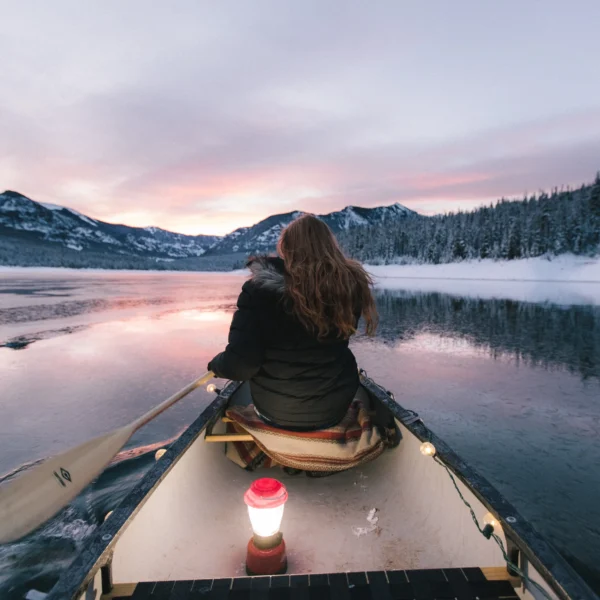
[338,175,600,264]
[590,172,600,217]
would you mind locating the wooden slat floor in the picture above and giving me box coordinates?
[105,567,519,600]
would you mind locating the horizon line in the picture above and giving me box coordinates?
[2,175,595,238]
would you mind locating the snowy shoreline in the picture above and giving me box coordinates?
[366,255,600,305]
[1,254,599,281]
[2,254,600,305]
[366,254,600,283]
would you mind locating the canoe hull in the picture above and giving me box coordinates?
[47,374,596,600]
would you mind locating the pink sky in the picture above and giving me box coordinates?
[2,2,600,236]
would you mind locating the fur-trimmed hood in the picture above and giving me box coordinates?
[246,255,286,294]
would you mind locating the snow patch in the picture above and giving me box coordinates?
[343,206,369,226]
[41,202,98,227]
[392,202,414,215]
[366,508,379,526]
[40,202,63,211]
[369,255,600,306]
[368,255,600,283]
[93,230,120,245]
[352,508,380,537]
[67,209,97,227]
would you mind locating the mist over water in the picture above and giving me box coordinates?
[0,270,599,597]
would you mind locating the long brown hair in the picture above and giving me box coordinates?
[277,214,378,339]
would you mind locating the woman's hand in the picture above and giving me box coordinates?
[207,358,222,378]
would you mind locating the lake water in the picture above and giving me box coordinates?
[1,269,599,598]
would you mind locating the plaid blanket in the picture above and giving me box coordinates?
[224,395,392,473]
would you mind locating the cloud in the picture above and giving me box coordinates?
[1,2,600,234]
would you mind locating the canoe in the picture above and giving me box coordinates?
[47,370,596,600]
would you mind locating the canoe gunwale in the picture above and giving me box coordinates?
[47,374,598,600]
[46,379,242,600]
[360,372,598,600]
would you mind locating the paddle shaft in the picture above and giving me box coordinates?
[131,371,214,431]
[0,371,214,544]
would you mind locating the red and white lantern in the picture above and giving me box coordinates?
[244,478,288,575]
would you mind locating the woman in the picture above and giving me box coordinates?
[208,214,377,431]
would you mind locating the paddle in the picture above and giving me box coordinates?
[0,371,214,545]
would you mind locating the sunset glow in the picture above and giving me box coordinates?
[2,2,600,236]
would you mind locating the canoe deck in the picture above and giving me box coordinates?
[104,566,519,599]
[110,426,504,584]
[109,381,505,585]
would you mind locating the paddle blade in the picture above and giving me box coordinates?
[0,426,133,544]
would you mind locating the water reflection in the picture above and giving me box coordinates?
[0,309,233,478]
[374,289,600,381]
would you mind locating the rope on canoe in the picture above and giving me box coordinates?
[434,455,553,600]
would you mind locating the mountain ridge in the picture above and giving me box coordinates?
[0,190,220,260]
[207,202,415,255]
[0,189,417,269]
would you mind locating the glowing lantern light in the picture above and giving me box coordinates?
[244,478,288,575]
[245,478,287,536]
[420,442,436,457]
[207,384,217,393]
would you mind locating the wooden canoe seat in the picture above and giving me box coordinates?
[204,416,254,443]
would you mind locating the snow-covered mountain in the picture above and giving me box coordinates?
[0,190,417,268]
[0,191,221,259]
[207,203,416,255]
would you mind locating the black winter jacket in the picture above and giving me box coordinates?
[208,256,360,430]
